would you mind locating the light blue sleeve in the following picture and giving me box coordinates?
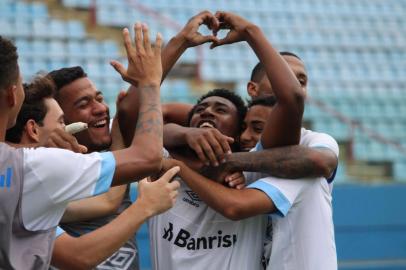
[93,151,116,196]
[248,179,292,217]
[55,226,66,238]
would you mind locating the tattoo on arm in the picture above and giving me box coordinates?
[228,146,335,179]
[134,86,163,139]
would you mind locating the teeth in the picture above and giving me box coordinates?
[199,122,214,128]
[93,119,107,127]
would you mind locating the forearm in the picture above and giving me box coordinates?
[245,25,304,147]
[117,86,140,147]
[163,123,189,148]
[52,201,151,270]
[114,84,163,185]
[227,146,335,179]
[245,25,303,107]
[178,162,273,220]
[61,185,127,223]
[161,34,188,82]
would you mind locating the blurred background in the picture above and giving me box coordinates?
[1,0,406,269]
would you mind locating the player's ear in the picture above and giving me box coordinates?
[247,81,259,98]
[25,119,41,143]
[4,85,17,107]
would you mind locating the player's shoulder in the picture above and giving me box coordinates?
[300,128,337,143]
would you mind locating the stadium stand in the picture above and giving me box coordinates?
[1,0,406,269]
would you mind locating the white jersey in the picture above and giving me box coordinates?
[246,128,339,270]
[149,179,267,270]
[21,147,115,231]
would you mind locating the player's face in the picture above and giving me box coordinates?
[283,55,308,95]
[8,71,25,129]
[249,56,308,98]
[189,96,240,138]
[240,105,273,151]
[37,98,65,144]
[255,75,273,97]
[57,77,111,151]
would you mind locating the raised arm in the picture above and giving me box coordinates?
[109,23,164,184]
[212,12,305,148]
[161,10,219,81]
[51,167,180,270]
[118,11,218,146]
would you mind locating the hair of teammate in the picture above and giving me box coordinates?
[247,95,277,109]
[250,51,302,83]
[0,36,19,91]
[6,76,56,143]
[47,66,87,99]
[280,51,302,60]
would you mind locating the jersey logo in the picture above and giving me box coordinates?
[162,222,237,251]
[0,167,12,190]
[183,190,201,207]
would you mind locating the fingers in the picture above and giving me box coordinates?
[218,135,234,156]
[154,32,163,56]
[134,22,144,54]
[196,34,219,45]
[198,138,219,166]
[142,23,152,54]
[226,172,246,188]
[110,60,127,78]
[122,28,133,57]
[48,129,82,153]
[157,166,180,183]
[115,90,127,106]
[191,143,210,166]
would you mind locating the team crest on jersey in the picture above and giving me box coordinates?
[183,190,201,207]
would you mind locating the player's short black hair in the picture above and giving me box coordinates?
[0,36,19,91]
[247,95,277,109]
[187,88,247,133]
[6,76,56,143]
[250,62,265,83]
[250,51,303,83]
[280,51,302,60]
[47,66,87,99]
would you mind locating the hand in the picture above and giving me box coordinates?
[161,158,183,172]
[178,11,220,48]
[224,171,246,190]
[137,166,181,216]
[185,128,234,166]
[111,23,163,87]
[210,11,254,49]
[44,128,87,153]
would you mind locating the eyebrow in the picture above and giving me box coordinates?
[73,91,103,107]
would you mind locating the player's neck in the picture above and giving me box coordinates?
[0,113,10,142]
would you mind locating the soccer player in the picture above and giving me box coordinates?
[161,11,338,269]
[5,76,180,270]
[162,12,338,269]
[0,25,177,270]
[119,11,305,269]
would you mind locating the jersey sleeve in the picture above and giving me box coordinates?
[304,132,339,158]
[55,226,66,238]
[21,147,116,231]
[247,176,308,217]
[303,131,339,182]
